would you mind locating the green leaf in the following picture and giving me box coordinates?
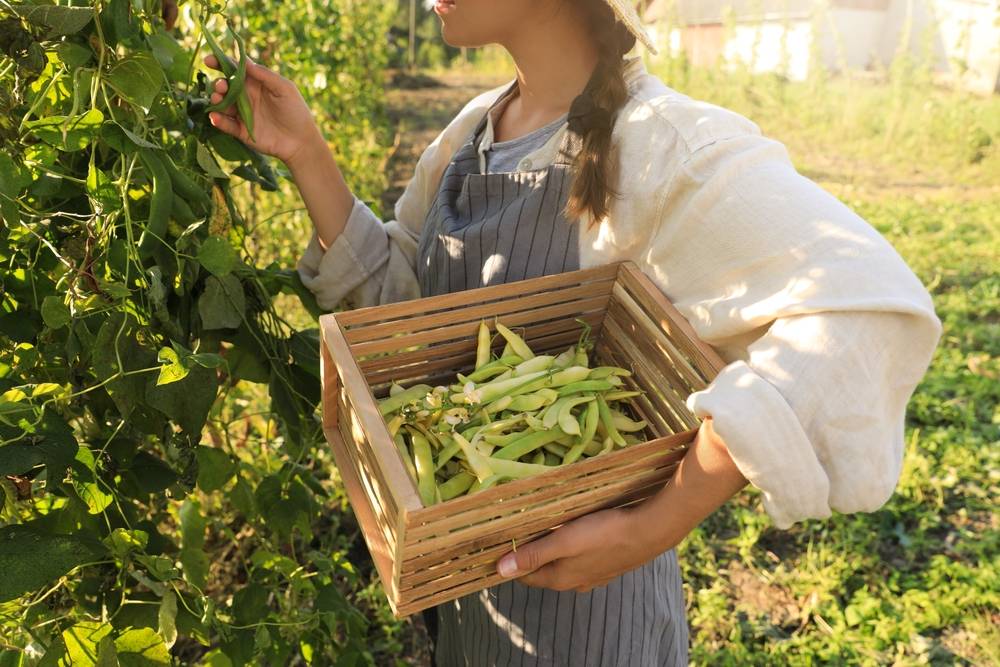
[254,476,313,542]
[62,620,113,667]
[186,352,227,370]
[232,583,269,625]
[41,295,71,329]
[93,314,157,418]
[103,528,149,559]
[123,452,177,496]
[147,29,191,83]
[24,109,104,152]
[198,274,246,330]
[230,475,256,517]
[155,346,189,386]
[18,5,95,38]
[87,162,120,211]
[0,443,44,476]
[107,53,164,110]
[197,237,238,277]
[195,445,236,493]
[178,500,208,589]
[56,42,93,69]
[145,363,216,434]
[72,447,114,515]
[114,627,170,666]
[196,142,228,180]
[0,154,30,197]
[0,525,101,602]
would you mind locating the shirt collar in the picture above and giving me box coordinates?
[477,55,647,173]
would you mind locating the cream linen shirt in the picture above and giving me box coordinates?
[298,57,942,529]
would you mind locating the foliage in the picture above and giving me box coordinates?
[0,0,400,664]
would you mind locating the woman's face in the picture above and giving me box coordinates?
[431,0,563,48]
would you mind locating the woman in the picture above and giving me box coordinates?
[205,0,941,663]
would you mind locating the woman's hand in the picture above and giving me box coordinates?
[205,54,323,168]
[496,417,748,591]
[496,506,659,592]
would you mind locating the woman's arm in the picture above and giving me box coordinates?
[284,133,354,250]
[496,418,747,590]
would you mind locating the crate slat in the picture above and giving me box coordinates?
[336,265,619,328]
[350,295,610,358]
[345,280,615,344]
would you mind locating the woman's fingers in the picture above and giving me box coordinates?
[208,112,244,140]
[213,78,229,94]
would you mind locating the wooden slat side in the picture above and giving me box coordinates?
[402,442,686,544]
[339,394,400,527]
[401,458,681,563]
[350,295,609,358]
[399,466,678,583]
[392,477,674,616]
[344,281,613,344]
[602,318,699,431]
[320,315,340,430]
[326,315,424,514]
[405,429,693,527]
[325,426,400,615]
[611,283,706,391]
[605,298,697,396]
[593,339,675,437]
[336,265,618,328]
[617,263,727,379]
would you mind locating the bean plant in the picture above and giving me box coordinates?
[0,0,396,664]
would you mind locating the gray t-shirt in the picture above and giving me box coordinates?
[484,112,567,173]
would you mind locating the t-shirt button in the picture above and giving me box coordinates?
[520,159,532,170]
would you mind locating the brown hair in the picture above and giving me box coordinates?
[564,0,636,225]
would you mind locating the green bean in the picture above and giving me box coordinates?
[469,474,510,494]
[495,322,535,360]
[597,394,627,447]
[513,355,554,376]
[603,390,642,401]
[492,429,565,461]
[377,384,431,416]
[549,366,591,386]
[463,355,523,383]
[164,155,211,210]
[555,380,616,396]
[171,193,198,225]
[531,450,546,466]
[475,320,491,370]
[580,400,599,449]
[589,366,633,379]
[471,370,548,405]
[138,149,172,259]
[231,30,256,141]
[557,395,595,436]
[410,430,436,506]
[504,393,548,413]
[434,439,462,471]
[542,443,569,458]
[611,411,648,433]
[393,432,417,481]
[439,471,476,500]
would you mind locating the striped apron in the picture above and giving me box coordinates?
[415,106,689,667]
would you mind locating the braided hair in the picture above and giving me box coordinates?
[564,0,636,225]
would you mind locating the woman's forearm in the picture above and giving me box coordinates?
[631,418,748,550]
[286,130,356,250]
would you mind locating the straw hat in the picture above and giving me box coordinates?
[603,0,658,54]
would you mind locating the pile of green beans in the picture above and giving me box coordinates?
[380,321,648,506]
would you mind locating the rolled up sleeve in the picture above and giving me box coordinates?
[644,132,942,527]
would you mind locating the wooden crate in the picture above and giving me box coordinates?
[320,261,726,618]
